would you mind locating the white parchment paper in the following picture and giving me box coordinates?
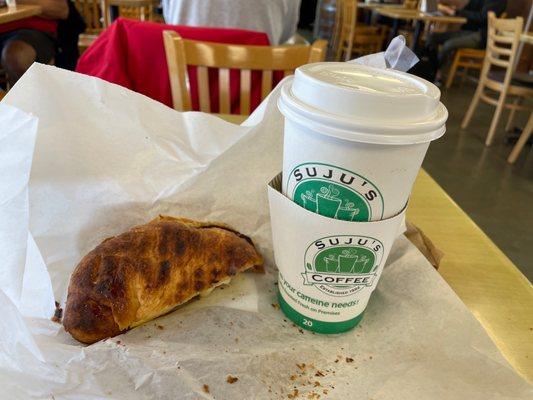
[0,63,531,399]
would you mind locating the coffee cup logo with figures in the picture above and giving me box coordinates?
[303,235,384,297]
[286,163,384,221]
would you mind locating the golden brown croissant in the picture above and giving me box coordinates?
[63,215,263,344]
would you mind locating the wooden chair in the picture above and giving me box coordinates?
[445,48,485,88]
[103,0,157,26]
[446,13,508,89]
[403,0,420,10]
[507,112,532,163]
[461,12,532,146]
[334,0,387,61]
[73,0,105,52]
[162,31,328,114]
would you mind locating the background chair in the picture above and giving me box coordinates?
[445,48,485,88]
[75,0,158,52]
[507,112,532,163]
[461,12,532,146]
[73,0,105,52]
[403,0,420,10]
[334,0,387,61]
[103,0,158,26]
[163,31,327,115]
[446,12,507,89]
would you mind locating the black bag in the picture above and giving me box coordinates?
[55,1,86,71]
[408,47,438,83]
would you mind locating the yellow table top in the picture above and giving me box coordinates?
[0,4,41,24]
[408,170,532,382]
[216,113,533,383]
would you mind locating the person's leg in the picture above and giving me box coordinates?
[420,31,454,80]
[438,31,481,65]
[0,30,55,87]
[425,31,454,51]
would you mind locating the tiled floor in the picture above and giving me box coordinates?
[423,82,532,281]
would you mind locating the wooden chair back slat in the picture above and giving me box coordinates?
[239,69,251,115]
[218,68,231,114]
[163,31,192,111]
[486,56,511,68]
[163,30,327,115]
[491,34,516,44]
[487,43,513,56]
[197,66,211,113]
[261,70,273,101]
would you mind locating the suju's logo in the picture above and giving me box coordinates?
[303,235,384,297]
[286,163,384,221]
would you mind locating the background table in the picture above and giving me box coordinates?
[216,113,533,382]
[0,4,41,24]
[376,8,467,50]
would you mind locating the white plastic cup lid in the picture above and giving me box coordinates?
[278,62,448,145]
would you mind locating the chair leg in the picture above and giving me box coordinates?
[461,82,483,129]
[507,113,533,163]
[504,97,522,132]
[445,52,460,89]
[485,89,509,146]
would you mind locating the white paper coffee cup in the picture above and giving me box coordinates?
[278,63,447,221]
[268,174,405,333]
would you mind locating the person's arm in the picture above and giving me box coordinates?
[455,0,507,25]
[19,0,69,20]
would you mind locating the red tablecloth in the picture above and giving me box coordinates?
[76,18,271,113]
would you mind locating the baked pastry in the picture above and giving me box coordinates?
[63,216,263,344]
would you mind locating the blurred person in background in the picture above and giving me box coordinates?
[161,0,301,45]
[0,0,68,86]
[423,0,507,82]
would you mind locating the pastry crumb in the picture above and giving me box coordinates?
[202,384,210,394]
[51,301,63,323]
[227,375,238,384]
[314,370,325,377]
[156,324,164,330]
[287,389,299,398]
[296,363,306,371]
[271,303,280,309]
[289,375,297,381]
[346,357,354,363]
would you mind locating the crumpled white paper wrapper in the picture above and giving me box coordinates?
[0,52,531,399]
[350,35,419,71]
